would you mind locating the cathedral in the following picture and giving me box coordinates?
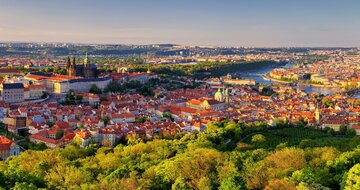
[66,53,98,78]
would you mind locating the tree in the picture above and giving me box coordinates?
[251,134,266,147]
[46,121,54,128]
[45,164,93,189]
[264,179,296,190]
[324,127,335,135]
[12,182,38,190]
[89,84,102,94]
[102,139,112,147]
[219,175,246,190]
[296,182,331,190]
[197,176,212,190]
[339,125,348,135]
[157,148,224,190]
[342,164,360,190]
[103,116,110,125]
[64,90,76,105]
[321,98,334,108]
[0,172,6,187]
[290,168,322,185]
[43,67,51,73]
[2,168,45,189]
[346,128,356,137]
[77,123,83,129]
[245,148,306,189]
[55,129,64,140]
[306,147,340,168]
[75,95,83,103]
[276,142,288,150]
[126,133,143,145]
[172,177,191,190]
[0,119,359,189]
[134,116,147,124]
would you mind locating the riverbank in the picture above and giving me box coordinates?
[261,74,292,84]
[262,74,342,89]
[297,82,341,89]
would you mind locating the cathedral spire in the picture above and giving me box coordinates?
[66,56,71,68]
[72,57,76,66]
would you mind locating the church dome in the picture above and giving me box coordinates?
[214,88,224,102]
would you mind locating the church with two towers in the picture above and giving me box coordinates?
[66,53,98,78]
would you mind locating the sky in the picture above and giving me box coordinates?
[0,0,359,47]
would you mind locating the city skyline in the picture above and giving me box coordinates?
[0,0,360,47]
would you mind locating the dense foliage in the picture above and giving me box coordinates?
[1,121,359,190]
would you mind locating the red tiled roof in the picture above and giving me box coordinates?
[0,135,15,151]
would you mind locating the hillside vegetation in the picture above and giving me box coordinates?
[0,120,359,190]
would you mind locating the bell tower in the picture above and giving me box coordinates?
[225,88,229,106]
[315,105,320,124]
[68,57,76,77]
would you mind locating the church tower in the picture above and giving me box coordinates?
[84,52,92,78]
[315,105,320,124]
[67,56,76,77]
[225,88,229,106]
[68,57,76,77]
[66,56,71,76]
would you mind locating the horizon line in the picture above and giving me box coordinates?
[0,40,359,49]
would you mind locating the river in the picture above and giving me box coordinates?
[236,62,342,95]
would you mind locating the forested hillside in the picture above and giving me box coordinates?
[0,120,359,190]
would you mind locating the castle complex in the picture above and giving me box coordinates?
[25,54,111,100]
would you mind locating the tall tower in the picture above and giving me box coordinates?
[68,57,76,77]
[225,88,229,106]
[84,52,92,78]
[315,105,320,124]
[66,56,71,69]
[66,56,74,76]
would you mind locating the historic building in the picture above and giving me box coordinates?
[0,83,24,103]
[214,88,230,106]
[67,53,98,78]
[111,68,157,84]
[26,54,111,101]
[26,72,111,95]
[53,77,112,94]
[186,98,226,111]
[0,135,21,160]
[30,126,75,149]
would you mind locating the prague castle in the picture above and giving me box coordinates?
[25,54,111,100]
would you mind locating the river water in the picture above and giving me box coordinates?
[236,62,342,95]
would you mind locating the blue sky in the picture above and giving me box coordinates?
[0,0,359,47]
